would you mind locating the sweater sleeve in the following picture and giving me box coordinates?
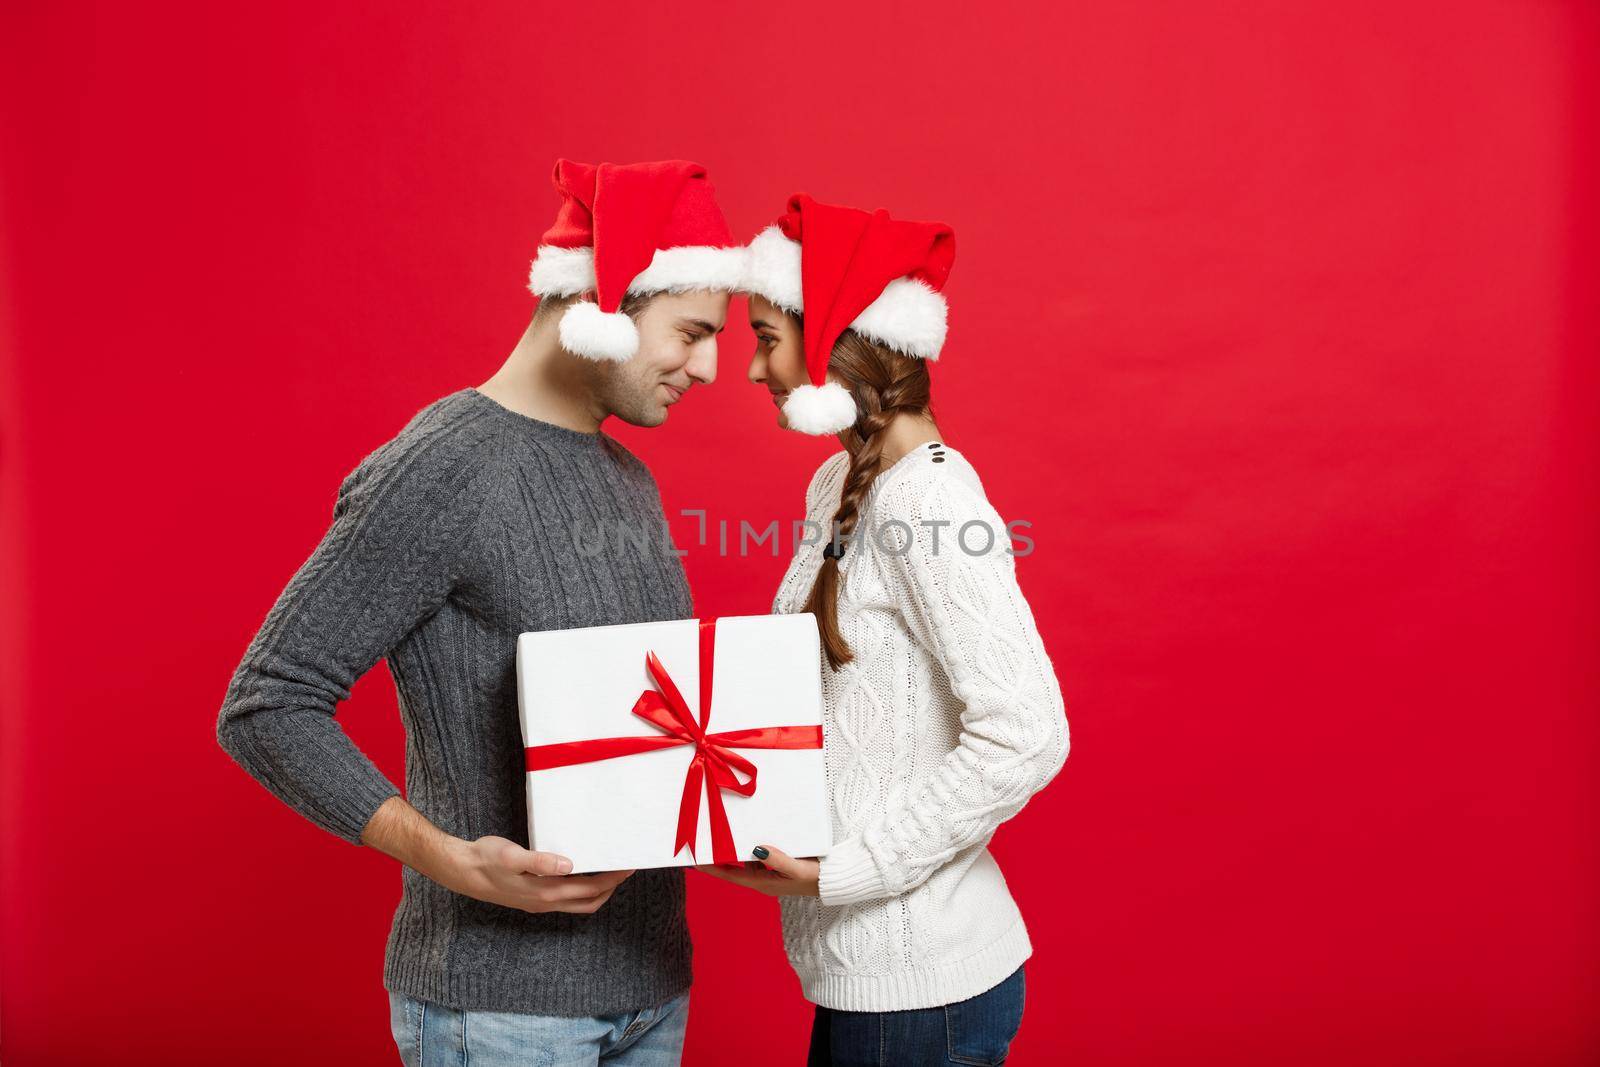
[817,468,1071,906]
[215,429,496,845]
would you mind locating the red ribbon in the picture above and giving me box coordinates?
[524,618,823,865]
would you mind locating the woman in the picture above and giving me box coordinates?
[699,195,1071,1066]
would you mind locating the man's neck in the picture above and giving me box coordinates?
[476,318,608,434]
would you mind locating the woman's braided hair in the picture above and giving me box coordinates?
[800,327,933,670]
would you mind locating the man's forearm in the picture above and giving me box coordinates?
[359,797,621,915]
[361,795,467,883]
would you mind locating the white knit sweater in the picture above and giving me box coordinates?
[772,443,1070,1012]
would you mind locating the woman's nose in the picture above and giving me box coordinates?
[747,348,767,385]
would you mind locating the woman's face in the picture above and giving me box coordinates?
[746,294,810,430]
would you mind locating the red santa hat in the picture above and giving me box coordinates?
[741,194,955,435]
[527,159,745,362]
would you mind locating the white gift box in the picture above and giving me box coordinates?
[515,613,832,873]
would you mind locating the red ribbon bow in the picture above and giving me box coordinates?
[524,618,823,865]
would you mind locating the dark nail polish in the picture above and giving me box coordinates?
[752,845,770,860]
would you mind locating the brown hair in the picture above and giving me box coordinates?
[800,328,934,670]
[533,289,655,326]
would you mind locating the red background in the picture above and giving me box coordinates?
[3,3,1597,1064]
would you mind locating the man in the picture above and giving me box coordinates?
[216,159,746,1064]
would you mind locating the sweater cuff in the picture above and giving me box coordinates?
[818,836,890,906]
[340,781,403,846]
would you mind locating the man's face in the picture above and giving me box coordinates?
[596,290,729,428]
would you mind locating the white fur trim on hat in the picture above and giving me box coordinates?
[629,245,748,294]
[741,226,803,313]
[528,245,596,297]
[849,277,949,360]
[558,300,640,362]
[740,228,948,358]
[781,382,858,435]
[529,244,745,299]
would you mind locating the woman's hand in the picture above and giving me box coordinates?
[696,844,820,897]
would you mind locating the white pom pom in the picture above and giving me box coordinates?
[559,300,640,362]
[782,382,858,435]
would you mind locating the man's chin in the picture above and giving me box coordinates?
[612,405,669,429]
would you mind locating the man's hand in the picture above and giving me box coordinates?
[360,796,633,915]
[695,844,820,897]
[438,835,634,914]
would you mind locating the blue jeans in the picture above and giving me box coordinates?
[388,989,689,1066]
[806,966,1026,1067]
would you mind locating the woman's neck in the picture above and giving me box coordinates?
[842,410,944,469]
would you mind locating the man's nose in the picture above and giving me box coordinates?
[686,341,718,385]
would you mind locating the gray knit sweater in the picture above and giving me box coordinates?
[216,387,695,1015]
